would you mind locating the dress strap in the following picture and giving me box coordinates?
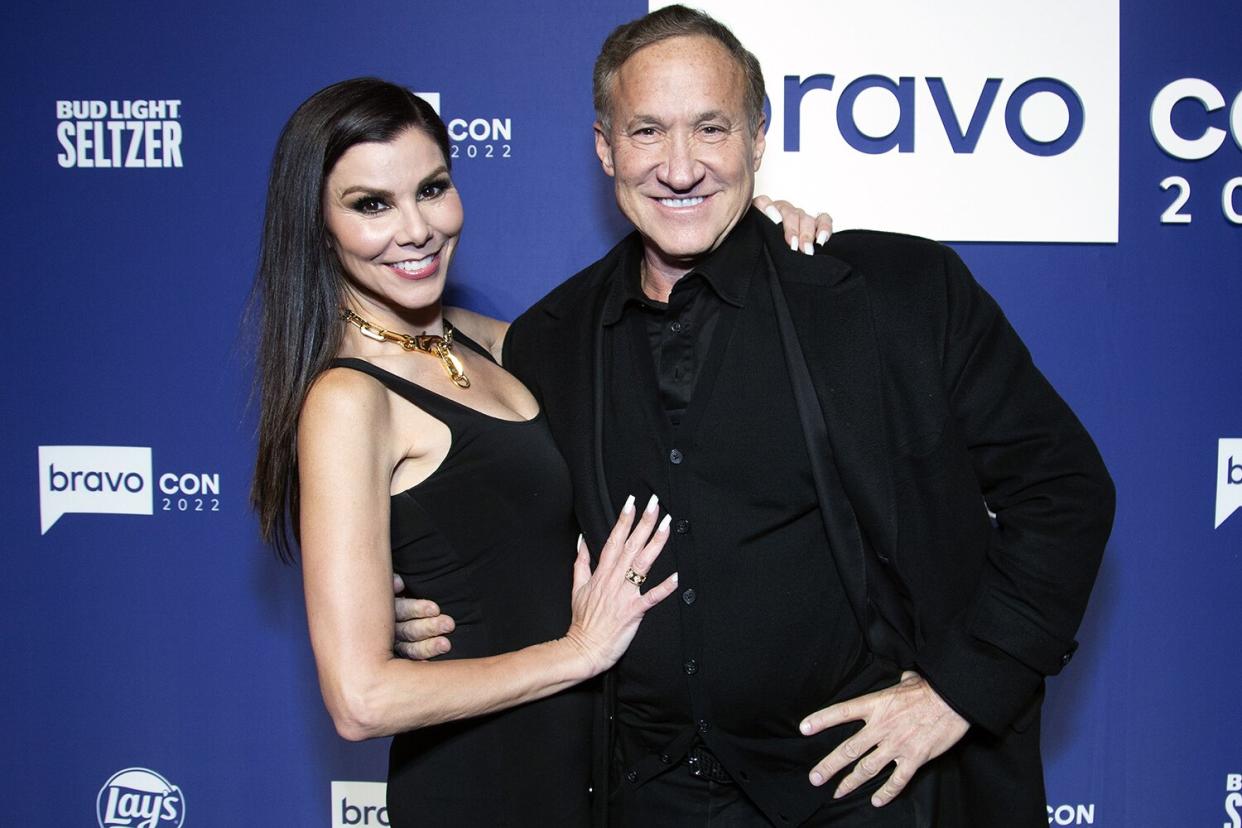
[328,357,472,425]
[449,326,498,364]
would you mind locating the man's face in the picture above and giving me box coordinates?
[594,35,765,272]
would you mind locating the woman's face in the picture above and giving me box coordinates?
[322,126,462,318]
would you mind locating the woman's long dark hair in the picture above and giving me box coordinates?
[250,77,451,562]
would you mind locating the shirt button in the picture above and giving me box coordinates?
[660,754,673,765]
[669,448,683,464]
[674,519,691,534]
[697,719,711,733]
[681,587,697,605]
[670,320,683,333]
[683,659,698,675]
[625,770,638,783]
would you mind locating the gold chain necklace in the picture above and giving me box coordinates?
[340,308,470,388]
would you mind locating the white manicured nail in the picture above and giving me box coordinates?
[816,230,831,245]
[764,205,783,224]
[622,494,635,513]
[658,514,672,532]
[802,242,814,255]
[645,493,659,513]
[577,533,584,548]
[789,236,799,252]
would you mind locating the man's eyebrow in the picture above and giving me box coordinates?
[621,111,735,131]
[623,114,666,130]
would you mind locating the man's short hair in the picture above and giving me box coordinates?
[593,4,766,136]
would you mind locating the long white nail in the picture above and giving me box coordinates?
[577,533,584,548]
[658,514,672,532]
[816,230,831,245]
[764,205,783,224]
[645,493,659,513]
[622,494,635,514]
[789,236,799,252]
[802,241,814,255]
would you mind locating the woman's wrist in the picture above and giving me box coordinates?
[556,629,603,683]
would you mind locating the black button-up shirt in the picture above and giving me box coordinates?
[598,210,882,825]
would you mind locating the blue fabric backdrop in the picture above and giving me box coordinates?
[2,1,1239,825]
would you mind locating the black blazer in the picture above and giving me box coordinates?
[504,211,1114,826]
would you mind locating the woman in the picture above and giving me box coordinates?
[250,78,828,826]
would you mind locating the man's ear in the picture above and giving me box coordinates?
[594,122,616,177]
[752,114,767,172]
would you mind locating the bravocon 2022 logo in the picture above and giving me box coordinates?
[38,445,222,534]
[667,0,1120,242]
[97,767,185,828]
[417,91,515,162]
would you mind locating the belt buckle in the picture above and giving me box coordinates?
[686,746,732,784]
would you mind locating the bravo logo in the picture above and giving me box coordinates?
[332,780,389,827]
[1218,438,1242,529]
[671,0,1119,242]
[96,767,184,828]
[1226,772,1241,828]
[39,445,152,534]
[779,75,1082,157]
[38,445,223,534]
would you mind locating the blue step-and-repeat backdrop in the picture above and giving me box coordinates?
[2,0,1239,825]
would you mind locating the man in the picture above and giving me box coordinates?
[404,6,1113,826]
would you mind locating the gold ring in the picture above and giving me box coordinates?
[624,567,647,586]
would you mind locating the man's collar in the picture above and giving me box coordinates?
[599,207,765,326]
[599,235,645,326]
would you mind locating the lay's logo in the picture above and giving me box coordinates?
[96,767,184,828]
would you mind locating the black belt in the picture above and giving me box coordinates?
[685,745,733,784]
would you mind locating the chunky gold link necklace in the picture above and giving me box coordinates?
[340,308,470,388]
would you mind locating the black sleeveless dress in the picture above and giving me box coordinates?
[331,340,592,827]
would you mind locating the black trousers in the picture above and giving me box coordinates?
[609,764,928,828]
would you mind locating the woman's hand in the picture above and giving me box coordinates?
[562,494,677,678]
[753,195,833,255]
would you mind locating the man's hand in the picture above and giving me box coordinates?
[392,574,456,659]
[752,194,833,254]
[800,671,969,807]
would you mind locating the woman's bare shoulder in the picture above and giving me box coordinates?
[300,365,392,442]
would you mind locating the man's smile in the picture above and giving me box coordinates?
[655,195,708,209]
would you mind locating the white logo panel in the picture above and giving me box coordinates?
[38,445,152,534]
[1216,438,1242,529]
[332,780,390,827]
[658,0,1119,241]
[415,92,440,114]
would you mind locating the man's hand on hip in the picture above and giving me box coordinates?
[799,670,969,807]
[392,574,456,659]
